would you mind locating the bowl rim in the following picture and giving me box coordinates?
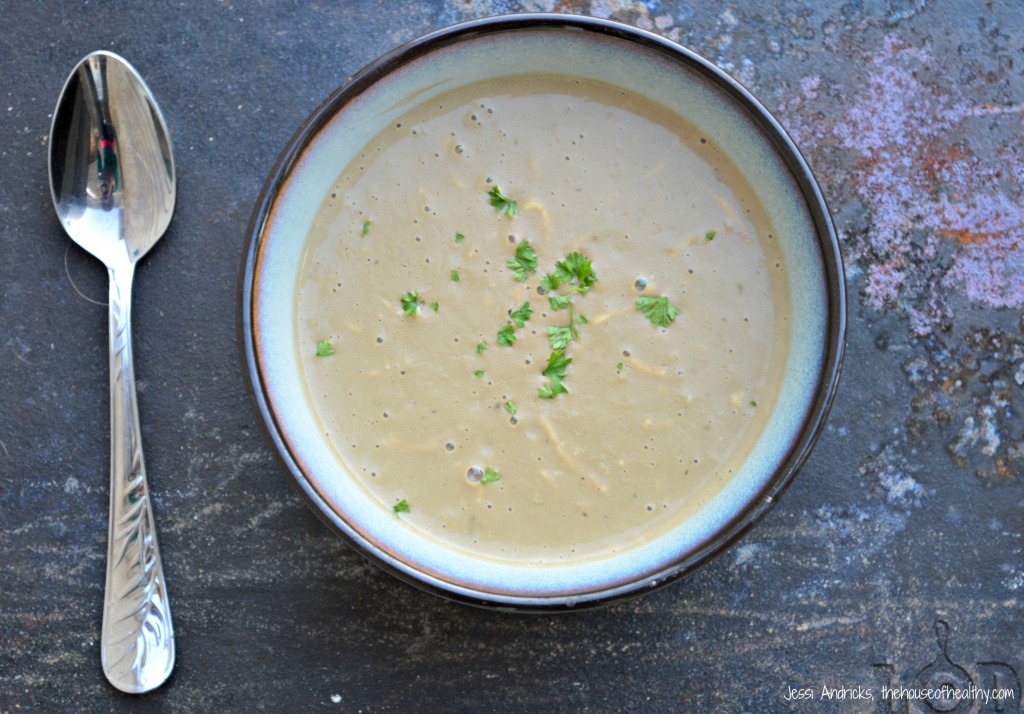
[238,12,847,611]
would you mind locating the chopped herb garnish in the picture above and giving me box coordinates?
[488,185,518,217]
[541,273,561,292]
[400,290,423,316]
[546,325,573,351]
[750,400,758,407]
[553,252,597,293]
[480,467,501,484]
[451,270,461,282]
[705,230,717,241]
[507,240,538,282]
[476,341,488,354]
[474,369,485,377]
[542,252,597,336]
[538,350,572,399]
[361,220,372,237]
[636,295,680,327]
[430,301,440,312]
[497,324,516,347]
[455,232,465,243]
[509,301,533,327]
[548,294,572,311]
[532,251,598,391]
[315,339,335,357]
[538,381,567,400]
[393,499,410,516]
[567,303,583,341]
[616,362,624,371]
[504,400,518,416]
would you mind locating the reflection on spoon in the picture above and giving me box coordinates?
[48,50,176,694]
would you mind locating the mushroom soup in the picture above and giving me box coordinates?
[295,73,789,563]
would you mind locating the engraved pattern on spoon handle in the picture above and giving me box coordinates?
[101,262,175,694]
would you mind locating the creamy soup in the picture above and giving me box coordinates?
[296,73,789,564]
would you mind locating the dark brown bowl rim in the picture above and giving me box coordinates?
[238,12,847,611]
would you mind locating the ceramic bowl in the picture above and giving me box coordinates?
[240,14,845,609]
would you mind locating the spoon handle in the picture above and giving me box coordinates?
[101,262,175,694]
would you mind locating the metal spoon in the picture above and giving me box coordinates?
[48,50,175,694]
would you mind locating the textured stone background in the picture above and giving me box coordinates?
[1,1,1021,712]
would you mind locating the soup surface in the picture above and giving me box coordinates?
[296,73,789,563]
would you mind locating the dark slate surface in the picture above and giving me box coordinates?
[1,1,1022,712]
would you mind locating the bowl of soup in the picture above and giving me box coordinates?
[240,13,845,609]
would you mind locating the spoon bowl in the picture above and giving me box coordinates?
[50,51,175,266]
[48,50,176,694]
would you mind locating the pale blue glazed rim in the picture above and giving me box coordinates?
[240,14,846,609]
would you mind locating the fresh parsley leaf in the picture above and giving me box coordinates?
[553,252,597,293]
[504,400,517,416]
[476,341,488,354]
[552,265,575,287]
[548,294,572,311]
[636,295,680,327]
[538,252,599,359]
[455,232,465,243]
[488,185,518,217]
[705,230,717,241]
[474,369,485,377]
[400,290,422,316]
[546,326,573,351]
[540,273,561,292]
[616,362,624,371]
[507,240,538,282]
[538,381,567,399]
[451,270,461,282]
[538,350,572,399]
[393,499,410,515]
[537,382,554,399]
[315,340,335,357]
[430,301,440,312]
[480,467,501,484]
[509,301,533,327]
[543,350,572,380]
[361,220,371,237]
[497,324,516,347]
